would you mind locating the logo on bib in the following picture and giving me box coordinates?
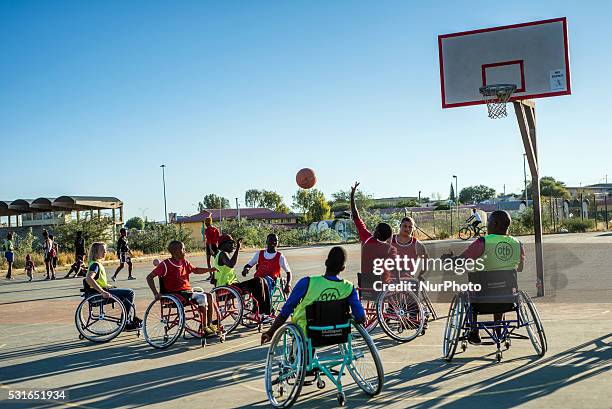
[319,288,341,301]
[495,242,514,261]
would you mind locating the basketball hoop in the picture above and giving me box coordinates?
[479,84,517,119]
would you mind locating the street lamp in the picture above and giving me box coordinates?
[160,165,168,224]
[418,190,421,203]
[453,175,458,236]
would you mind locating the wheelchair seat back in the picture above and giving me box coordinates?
[357,272,379,302]
[306,299,351,348]
[468,270,518,314]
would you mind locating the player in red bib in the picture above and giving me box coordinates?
[391,217,429,280]
[203,216,220,269]
[242,234,292,308]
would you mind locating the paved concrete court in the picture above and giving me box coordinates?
[1,232,610,408]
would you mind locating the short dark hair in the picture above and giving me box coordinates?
[7,233,12,240]
[490,210,511,230]
[267,233,278,242]
[167,240,183,253]
[325,246,347,274]
[120,228,127,234]
[376,223,393,241]
[49,234,54,239]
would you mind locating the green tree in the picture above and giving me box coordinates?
[125,216,145,230]
[459,185,497,204]
[293,189,330,223]
[523,176,570,199]
[244,189,290,213]
[198,194,230,211]
[245,189,262,208]
[449,183,456,203]
[331,189,373,210]
[53,218,114,251]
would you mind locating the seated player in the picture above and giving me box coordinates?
[261,246,366,345]
[146,240,219,336]
[84,242,142,330]
[453,210,525,344]
[213,234,272,322]
[241,233,292,300]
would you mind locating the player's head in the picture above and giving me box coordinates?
[204,216,212,227]
[374,222,393,241]
[472,208,477,214]
[120,228,127,237]
[399,217,416,237]
[325,246,347,275]
[76,231,83,237]
[6,232,12,240]
[168,240,186,260]
[218,234,235,252]
[488,210,511,235]
[26,254,31,261]
[42,229,48,238]
[266,234,278,251]
[89,242,106,261]
[49,234,54,240]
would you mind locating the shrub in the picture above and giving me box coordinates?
[125,217,145,230]
[562,218,594,233]
[129,223,196,254]
[53,218,114,252]
[436,230,450,240]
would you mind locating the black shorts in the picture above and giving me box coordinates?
[119,252,131,263]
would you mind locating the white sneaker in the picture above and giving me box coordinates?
[261,315,274,324]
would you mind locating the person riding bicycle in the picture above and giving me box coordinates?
[261,246,366,346]
[466,208,483,235]
[241,233,292,300]
[452,210,525,344]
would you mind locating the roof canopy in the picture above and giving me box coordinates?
[0,196,122,217]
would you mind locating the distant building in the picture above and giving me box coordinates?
[174,208,299,246]
[566,183,612,198]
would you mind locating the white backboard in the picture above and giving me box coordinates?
[439,17,571,108]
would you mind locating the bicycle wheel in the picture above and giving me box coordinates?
[341,322,384,396]
[75,293,127,343]
[265,323,307,409]
[143,295,185,349]
[458,227,472,240]
[211,286,243,334]
[377,289,425,342]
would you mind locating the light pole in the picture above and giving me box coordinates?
[235,198,240,225]
[453,175,458,232]
[523,154,528,203]
[418,191,421,204]
[160,165,168,224]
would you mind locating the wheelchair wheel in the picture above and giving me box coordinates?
[241,292,261,329]
[143,295,185,349]
[362,300,379,333]
[211,286,243,334]
[75,293,127,343]
[265,323,307,409]
[442,292,467,362]
[458,227,472,240]
[340,322,384,396]
[377,289,425,342]
[518,291,547,357]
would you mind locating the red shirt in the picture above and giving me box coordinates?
[205,226,220,245]
[153,258,197,292]
[354,214,397,281]
[255,250,282,279]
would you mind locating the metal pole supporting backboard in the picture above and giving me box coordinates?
[513,100,545,297]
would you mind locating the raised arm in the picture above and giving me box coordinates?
[350,181,360,221]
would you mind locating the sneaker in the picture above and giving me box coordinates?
[111,276,116,282]
[261,315,274,324]
[125,317,142,331]
[128,276,136,280]
[467,331,482,345]
[45,276,50,280]
[51,276,56,280]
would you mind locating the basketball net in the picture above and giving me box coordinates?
[479,84,517,119]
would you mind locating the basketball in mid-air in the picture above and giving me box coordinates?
[153,258,160,267]
[296,168,316,189]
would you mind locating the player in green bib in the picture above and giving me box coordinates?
[261,246,366,345]
[455,210,525,344]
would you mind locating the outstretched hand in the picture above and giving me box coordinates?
[261,332,272,345]
[350,181,360,197]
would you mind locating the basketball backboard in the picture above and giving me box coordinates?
[438,17,571,108]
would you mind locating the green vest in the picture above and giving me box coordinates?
[213,253,238,286]
[88,260,108,289]
[480,234,522,271]
[4,240,13,252]
[292,276,354,335]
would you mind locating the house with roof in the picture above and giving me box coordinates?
[173,208,299,246]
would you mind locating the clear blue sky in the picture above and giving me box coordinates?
[1,1,610,221]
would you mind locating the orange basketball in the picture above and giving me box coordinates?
[296,168,316,189]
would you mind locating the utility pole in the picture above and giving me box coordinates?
[160,165,168,224]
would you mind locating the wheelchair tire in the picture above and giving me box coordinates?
[143,295,185,349]
[265,323,307,409]
[377,289,425,343]
[362,299,379,333]
[458,227,472,241]
[211,286,243,335]
[518,290,547,357]
[342,322,384,396]
[240,292,261,329]
[443,292,467,362]
[75,293,127,343]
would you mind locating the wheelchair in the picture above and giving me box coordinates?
[264,299,384,408]
[211,276,285,334]
[442,270,547,363]
[358,273,429,342]
[142,279,225,349]
[75,288,139,343]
